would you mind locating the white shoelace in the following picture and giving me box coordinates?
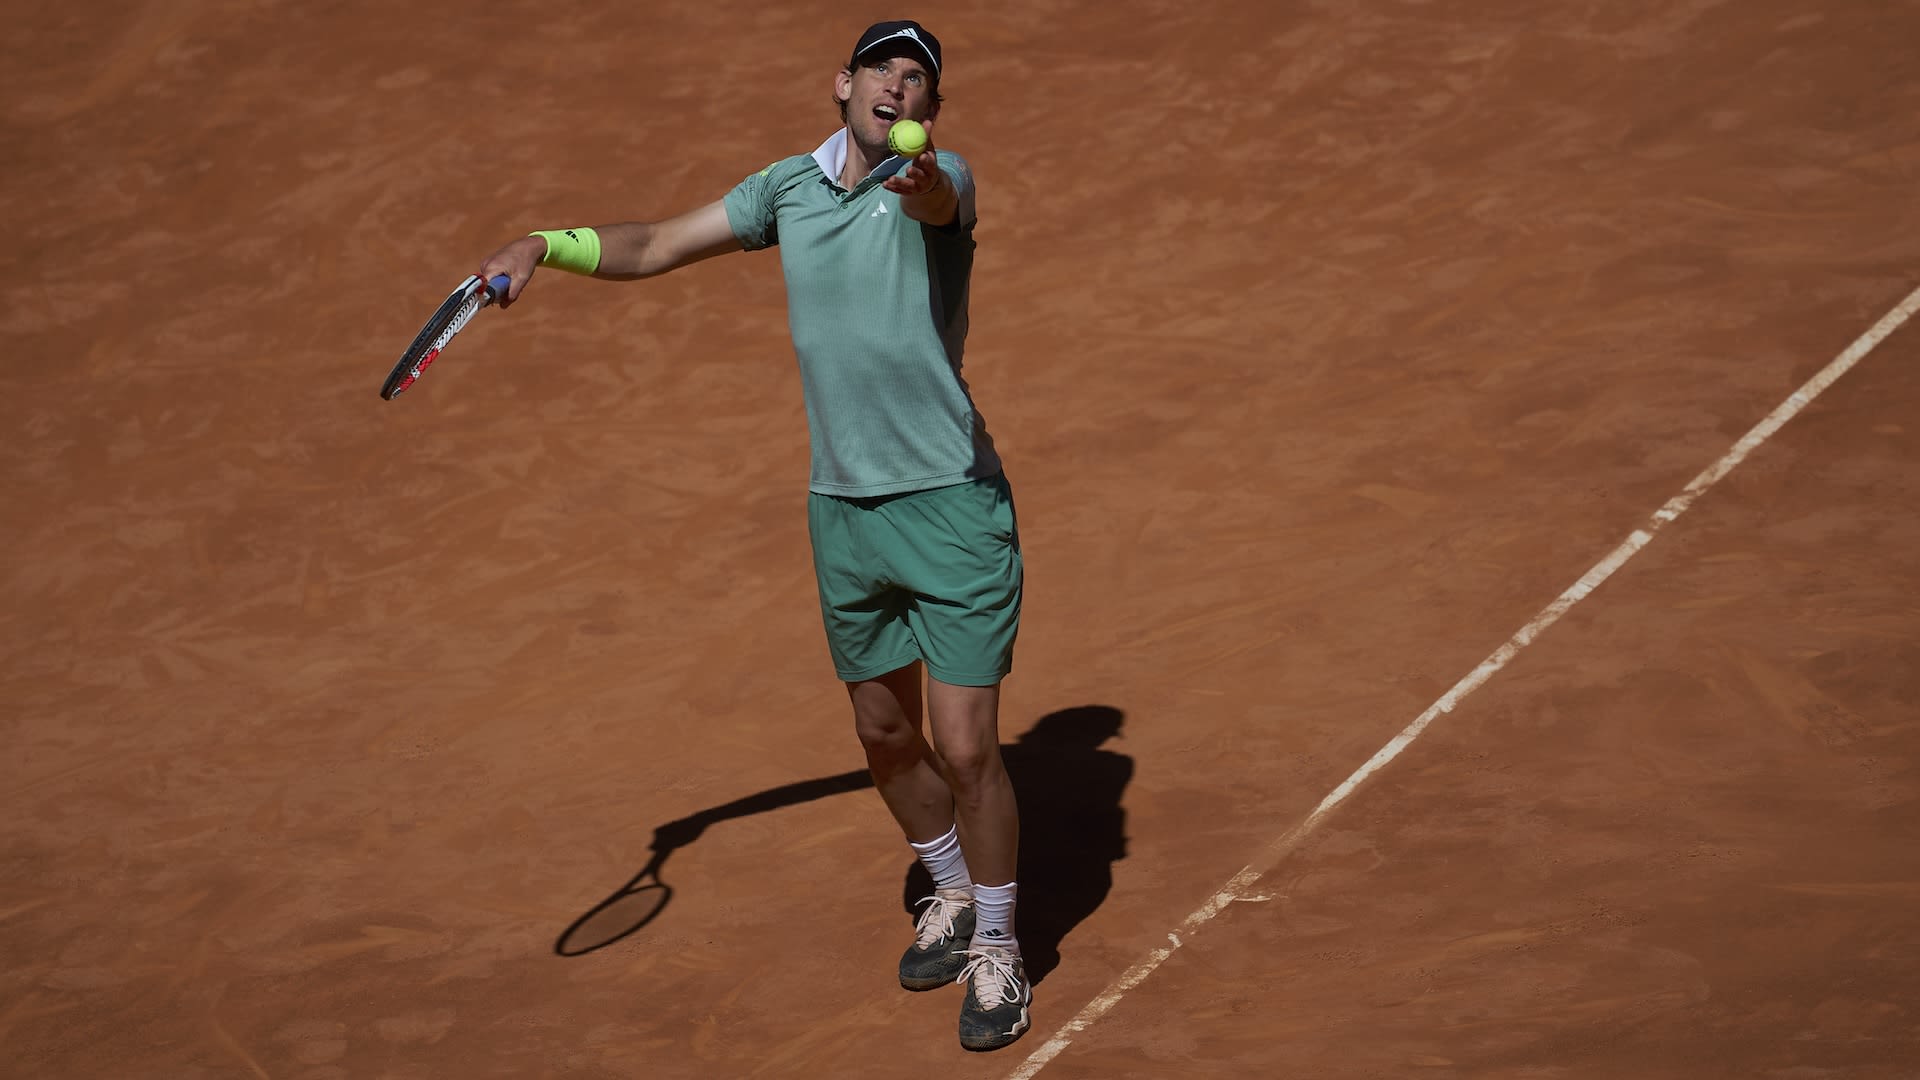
[911,893,969,948]
[959,948,1025,1009]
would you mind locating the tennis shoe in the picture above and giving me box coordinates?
[957,945,1032,1052]
[899,889,976,990]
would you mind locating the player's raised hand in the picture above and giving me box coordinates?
[882,118,940,196]
[884,149,943,196]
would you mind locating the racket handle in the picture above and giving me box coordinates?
[485,274,511,302]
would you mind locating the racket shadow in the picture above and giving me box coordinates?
[554,705,1133,982]
[554,771,871,956]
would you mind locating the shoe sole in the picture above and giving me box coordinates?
[959,1006,1031,1052]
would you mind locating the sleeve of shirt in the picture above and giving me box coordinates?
[723,162,783,250]
[935,150,977,227]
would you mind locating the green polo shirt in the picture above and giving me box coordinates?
[723,131,1002,498]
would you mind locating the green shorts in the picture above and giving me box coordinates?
[806,472,1022,687]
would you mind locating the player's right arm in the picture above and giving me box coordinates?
[478,201,742,305]
[589,201,742,280]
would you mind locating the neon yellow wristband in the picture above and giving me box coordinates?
[530,227,602,275]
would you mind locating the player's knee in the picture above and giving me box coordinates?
[930,735,1002,789]
[853,711,919,760]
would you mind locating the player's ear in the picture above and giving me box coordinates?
[833,68,853,107]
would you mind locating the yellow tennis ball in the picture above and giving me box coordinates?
[887,118,929,157]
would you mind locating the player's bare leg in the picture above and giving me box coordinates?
[923,677,1017,885]
[849,662,987,991]
[927,676,1030,1051]
[847,661,954,840]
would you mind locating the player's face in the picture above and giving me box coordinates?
[838,54,937,149]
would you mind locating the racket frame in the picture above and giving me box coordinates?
[379,273,510,400]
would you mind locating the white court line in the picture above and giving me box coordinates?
[1006,282,1920,1080]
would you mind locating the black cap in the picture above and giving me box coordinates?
[850,20,942,82]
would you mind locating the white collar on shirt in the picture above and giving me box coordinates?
[813,128,904,189]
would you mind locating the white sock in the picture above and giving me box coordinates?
[909,824,973,895]
[970,881,1018,953]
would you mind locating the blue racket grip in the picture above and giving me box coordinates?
[485,274,512,301]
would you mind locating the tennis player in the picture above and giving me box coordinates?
[476,19,1030,1052]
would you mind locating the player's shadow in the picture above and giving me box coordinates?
[555,705,1131,987]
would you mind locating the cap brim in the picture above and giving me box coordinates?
[854,32,939,78]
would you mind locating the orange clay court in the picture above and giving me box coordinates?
[5,2,1919,1077]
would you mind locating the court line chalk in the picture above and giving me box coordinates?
[1005,281,1920,1080]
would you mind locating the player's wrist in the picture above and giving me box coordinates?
[529,227,602,275]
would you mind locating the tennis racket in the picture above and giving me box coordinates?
[378,273,512,400]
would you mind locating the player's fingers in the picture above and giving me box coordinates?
[479,267,506,302]
[489,262,536,305]
[481,270,520,307]
[883,169,929,195]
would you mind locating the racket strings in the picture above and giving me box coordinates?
[382,275,503,399]
[426,290,489,357]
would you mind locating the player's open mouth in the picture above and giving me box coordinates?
[874,105,898,121]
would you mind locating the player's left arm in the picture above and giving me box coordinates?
[884,142,969,227]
